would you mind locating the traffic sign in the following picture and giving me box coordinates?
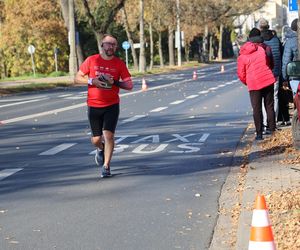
[289,0,298,11]
[27,45,35,54]
[122,41,130,50]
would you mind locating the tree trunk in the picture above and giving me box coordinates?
[76,42,84,65]
[60,0,83,65]
[139,0,146,72]
[209,35,213,61]
[94,32,103,53]
[203,24,209,62]
[185,45,189,62]
[158,31,164,67]
[69,0,77,76]
[121,8,138,71]
[149,22,154,70]
[168,26,175,66]
[218,23,223,60]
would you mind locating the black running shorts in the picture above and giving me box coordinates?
[88,104,120,136]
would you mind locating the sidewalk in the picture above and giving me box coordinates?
[210,126,300,250]
[0,76,73,88]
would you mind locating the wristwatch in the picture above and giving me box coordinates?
[88,78,94,85]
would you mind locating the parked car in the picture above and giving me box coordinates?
[286,61,300,149]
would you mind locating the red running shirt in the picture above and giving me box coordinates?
[80,54,131,107]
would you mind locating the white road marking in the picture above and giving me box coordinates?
[132,144,168,154]
[89,149,97,155]
[0,96,47,103]
[121,115,147,124]
[58,94,73,97]
[208,87,218,91]
[0,70,238,125]
[0,168,23,181]
[216,122,228,126]
[199,133,210,142]
[186,95,198,99]
[65,96,85,100]
[198,90,209,94]
[39,143,77,155]
[0,98,49,108]
[150,107,168,112]
[1,103,85,124]
[170,100,185,105]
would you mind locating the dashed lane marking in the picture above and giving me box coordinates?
[198,90,209,94]
[39,143,77,155]
[170,100,185,105]
[0,98,49,108]
[0,96,47,103]
[1,103,86,125]
[150,107,168,112]
[0,76,239,125]
[186,95,198,99]
[0,168,23,181]
[121,115,147,124]
[58,94,73,98]
[65,96,85,100]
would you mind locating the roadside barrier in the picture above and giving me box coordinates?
[193,71,197,80]
[142,78,148,91]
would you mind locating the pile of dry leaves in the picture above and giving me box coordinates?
[267,189,300,250]
[260,128,300,164]
[260,129,300,250]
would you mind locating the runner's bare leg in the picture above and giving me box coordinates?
[91,136,104,149]
[102,130,114,167]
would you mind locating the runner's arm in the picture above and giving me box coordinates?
[114,77,133,90]
[75,70,113,88]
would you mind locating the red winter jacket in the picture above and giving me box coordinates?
[237,41,275,91]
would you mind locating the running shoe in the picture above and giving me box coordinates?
[101,165,111,178]
[95,143,104,166]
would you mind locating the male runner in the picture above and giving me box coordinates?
[75,34,133,177]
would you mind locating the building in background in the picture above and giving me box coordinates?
[235,0,290,39]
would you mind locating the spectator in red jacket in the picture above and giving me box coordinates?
[237,28,276,140]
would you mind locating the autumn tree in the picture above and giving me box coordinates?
[0,0,68,77]
[75,0,126,52]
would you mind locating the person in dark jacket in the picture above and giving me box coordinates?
[282,19,299,96]
[237,28,276,140]
[258,18,282,130]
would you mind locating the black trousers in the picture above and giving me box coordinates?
[277,79,291,122]
[249,84,275,135]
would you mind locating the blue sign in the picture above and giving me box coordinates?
[122,41,130,50]
[289,0,298,11]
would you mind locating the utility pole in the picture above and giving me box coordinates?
[176,0,182,66]
[69,0,77,77]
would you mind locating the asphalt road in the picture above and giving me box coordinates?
[0,62,252,250]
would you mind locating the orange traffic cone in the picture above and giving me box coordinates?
[248,194,276,250]
[142,78,148,91]
[193,71,197,80]
[221,65,225,72]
